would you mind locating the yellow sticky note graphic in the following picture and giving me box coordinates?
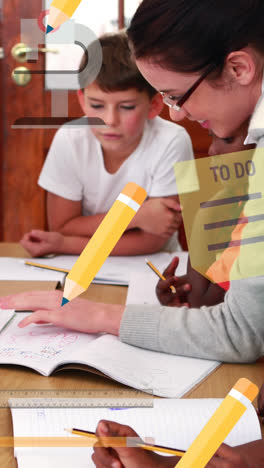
[174,148,264,284]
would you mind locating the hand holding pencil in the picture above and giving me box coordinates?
[92,420,182,468]
[154,257,191,307]
[91,421,251,468]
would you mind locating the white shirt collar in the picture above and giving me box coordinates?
[244,70,264,145]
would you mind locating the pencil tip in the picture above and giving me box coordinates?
[46,25,54,34]
[64,428,71,433]
[61,297,69,307]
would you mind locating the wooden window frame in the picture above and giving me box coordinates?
[118,0,125,29]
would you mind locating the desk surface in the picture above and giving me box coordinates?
[0,243,263,466]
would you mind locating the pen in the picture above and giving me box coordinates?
[145,259,176,293]
[64,428,185,457]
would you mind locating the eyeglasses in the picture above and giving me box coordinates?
[160,63,217,111]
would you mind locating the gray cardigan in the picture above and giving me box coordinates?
[120,276,264,362]
[120,98,264,363]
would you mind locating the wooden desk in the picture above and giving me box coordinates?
[0,243,263,467]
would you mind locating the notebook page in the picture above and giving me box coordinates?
[0,313,99,376]
[0,313,218,397]
[69,334,220,397]
[11,398,261,464]
[126,251,189,305]
[126,272,160,304]
[0,257,65,282]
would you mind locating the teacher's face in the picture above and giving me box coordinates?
[136,59,256,139]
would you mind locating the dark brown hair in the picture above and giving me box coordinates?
[128,0,264,77]
[78,31,156,97]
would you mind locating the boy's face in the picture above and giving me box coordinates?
[78,83,157,158]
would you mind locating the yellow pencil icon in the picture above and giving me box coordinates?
[176,378,259,468]
[46,0,83,34]
[61,183,147,306]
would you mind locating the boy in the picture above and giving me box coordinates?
[20,32,193,257]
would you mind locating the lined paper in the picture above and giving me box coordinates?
[11,398,261,467]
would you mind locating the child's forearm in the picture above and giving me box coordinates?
[110,230,168,256]
[60,235,91,254]
[58,230,167,256]
[55,213,107,237]
[54,213,140,238]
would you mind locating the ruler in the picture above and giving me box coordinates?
[0,389,153,408]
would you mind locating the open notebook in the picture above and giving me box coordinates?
[20,250,188,286]
[0,311,219,398]
[0,257,65,283]
[10,398,261,468]
[0,251,188,286]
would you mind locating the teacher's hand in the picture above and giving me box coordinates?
[0,290,124,335]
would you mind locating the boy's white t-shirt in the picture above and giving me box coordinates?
[39,116,193,213]
[38,116,193,250]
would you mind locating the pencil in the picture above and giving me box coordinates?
[61,183,147,306]
[0,312,16,333]
[25,261,69,274]
[177,378,259,468]
[145,259,176,294]
[65,428,185,457]
[46,0,83,34]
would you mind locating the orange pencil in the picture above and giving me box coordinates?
[25,260,69,274]
[145,258,176,293]
[65,428,185,456]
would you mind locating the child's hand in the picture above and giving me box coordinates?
[156,257,191,306]
[20,229,64,257]
[92,420,179,468]
[92,424,250,468]
[206,443,251,467]
[0,291,123,336]
[132,198,182,238]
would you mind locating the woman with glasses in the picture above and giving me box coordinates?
[115,0,263,362]
[90,4,264,467]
